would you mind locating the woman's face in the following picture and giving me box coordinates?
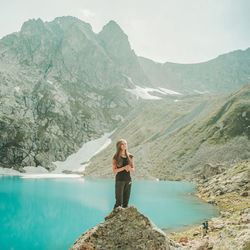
[120,141,127,151]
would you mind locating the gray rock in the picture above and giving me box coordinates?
[220,211,231,218]
[197,163,225,180]
[70,206,172,250]
[241,191,249,197]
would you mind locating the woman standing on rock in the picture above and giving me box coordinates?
[113,139,135,209]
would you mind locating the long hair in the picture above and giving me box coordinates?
[113,139,133,167]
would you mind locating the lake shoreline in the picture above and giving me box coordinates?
[167,161,250,249]
[1,173,231,249]
[0,173,219,230]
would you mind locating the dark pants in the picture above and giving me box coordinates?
[114,180,132,209]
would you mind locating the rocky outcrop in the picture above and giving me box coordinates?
[169,161,250,249]
[196,163,226,180]
[70,206,181,250]
[196,160,249,200]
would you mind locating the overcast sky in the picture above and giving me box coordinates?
[1,0,250,63]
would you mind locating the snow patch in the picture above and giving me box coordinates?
[194,89,209,94]
[158,87,182,95]
[123,74,181,99]
[20,166,82,179]
[52,130,114,173]
[14,86,20,92]
[125,86,162,100]
[47,80,53,85]
[123,74,133,84]
[0,166,82,179]
[0,130,115,178]
[125,85,182,100]
[23,166,49,173]
[21,174,81,179]
[0,167,22,176]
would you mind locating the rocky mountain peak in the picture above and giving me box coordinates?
[98,20,132,58]
[50,16,93,33]
[20,18,46,35]
[100,20,127,38]
[98,20,149,85]
[216,47,250,61]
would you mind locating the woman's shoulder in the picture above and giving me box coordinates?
[128,153,134,159]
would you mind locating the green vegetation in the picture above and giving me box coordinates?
[85,85,250,180]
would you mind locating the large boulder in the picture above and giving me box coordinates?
[70,206,175,249]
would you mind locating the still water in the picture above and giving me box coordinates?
[0,176,219,249]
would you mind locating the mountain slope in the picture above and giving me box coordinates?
[83,85,250,180]
[138,48,250,94]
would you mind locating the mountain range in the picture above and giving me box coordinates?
[0,16,249,175]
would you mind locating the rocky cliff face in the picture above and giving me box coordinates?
[70,206,181,250]
[0,16,145,171]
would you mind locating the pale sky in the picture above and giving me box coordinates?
[1,0,250,63]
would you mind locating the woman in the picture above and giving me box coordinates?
[113,139,135,209]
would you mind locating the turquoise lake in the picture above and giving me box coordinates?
[0,176,219,250]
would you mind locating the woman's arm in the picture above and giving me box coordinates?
[128,158,135,173]
[112,159,126,173]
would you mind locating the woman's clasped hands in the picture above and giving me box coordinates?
[124,165,131,172]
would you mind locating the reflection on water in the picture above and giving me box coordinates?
[0,177,219,250]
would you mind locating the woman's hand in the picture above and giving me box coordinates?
[124,165,130,172]
[124,164,135,173]
[113,159,135,173]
